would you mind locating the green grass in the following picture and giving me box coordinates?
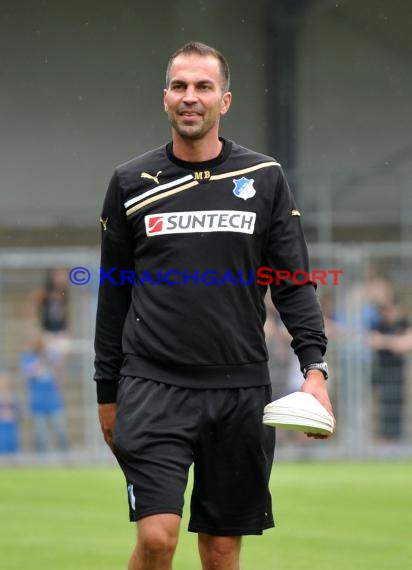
[0,461,411,569]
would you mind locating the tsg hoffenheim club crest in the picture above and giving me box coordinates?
[232,177,256,200]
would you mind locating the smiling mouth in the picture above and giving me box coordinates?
[179,112,203,125]
[180,111,202,117]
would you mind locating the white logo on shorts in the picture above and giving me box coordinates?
[128,483,136,511]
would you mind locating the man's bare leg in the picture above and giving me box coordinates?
[128,514,181,570]
[198,533,242,570]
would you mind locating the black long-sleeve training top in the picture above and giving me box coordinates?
[94,139,327,403]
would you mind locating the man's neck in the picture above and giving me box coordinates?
[171,134,223,163]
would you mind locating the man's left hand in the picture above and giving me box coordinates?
[301,370,335,439]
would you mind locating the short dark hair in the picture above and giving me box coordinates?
[165,41,230,92]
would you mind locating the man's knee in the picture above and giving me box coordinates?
[137,514,180,559]
[198,534,241,569]
[139,530,176,558]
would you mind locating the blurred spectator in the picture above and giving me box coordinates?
[333,265,395,421]
[362,263,394,311]
[0,371,20,454]
[319,291,340,340]
[29,268,71,356]
[369,297,412,441]
[336,263,394,333]
[20,335,70,453]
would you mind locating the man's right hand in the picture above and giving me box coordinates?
[98,403,117,451]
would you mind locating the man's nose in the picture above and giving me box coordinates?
[182,85,198,103]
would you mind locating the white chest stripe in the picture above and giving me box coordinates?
[124,174,194,209]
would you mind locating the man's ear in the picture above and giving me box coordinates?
[220,91,232,116]
[163,89,168,112]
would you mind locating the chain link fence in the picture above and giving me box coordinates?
[0,245,411,464]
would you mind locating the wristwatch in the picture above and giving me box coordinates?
[302,362,329,380]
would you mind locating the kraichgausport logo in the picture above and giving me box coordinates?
[145,210,256,236]
[69,266,344,286]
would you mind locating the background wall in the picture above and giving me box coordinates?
[296,0,412,239]
[1,0,411,241]
[0,0,267,233]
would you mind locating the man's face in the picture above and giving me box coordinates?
[164,54,231,141]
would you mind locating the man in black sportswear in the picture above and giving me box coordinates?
[94,41,334,570]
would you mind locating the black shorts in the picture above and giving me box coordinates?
[113,376,276,536]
